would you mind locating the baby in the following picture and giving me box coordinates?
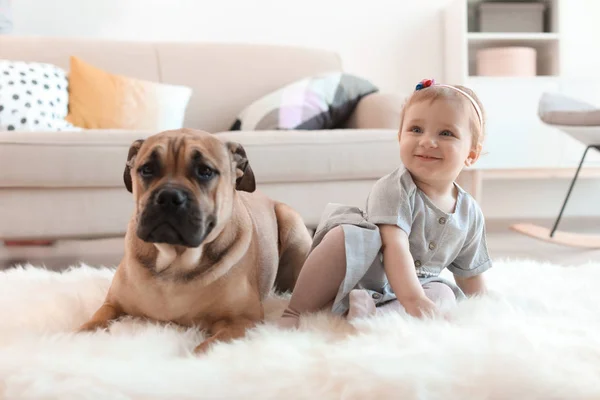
[278,79,492,326]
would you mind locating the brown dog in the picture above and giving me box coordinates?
[78,128,312,353]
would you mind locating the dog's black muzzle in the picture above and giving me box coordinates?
[136,185,215,247]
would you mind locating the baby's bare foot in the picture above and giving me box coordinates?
[347,289,377,320]
[275,307,300,330]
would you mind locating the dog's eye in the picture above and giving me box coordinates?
[139,164,155,178]
[195,165,215,181]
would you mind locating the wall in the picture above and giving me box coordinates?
[560,0,600,80]
[9,0,450,94]
[8,0,600,219]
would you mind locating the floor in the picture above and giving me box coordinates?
[484,217,600,265]
[1,217,599,270]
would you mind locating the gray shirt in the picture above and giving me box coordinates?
[365,167,492,278]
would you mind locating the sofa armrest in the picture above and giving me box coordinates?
[344,92,407,130]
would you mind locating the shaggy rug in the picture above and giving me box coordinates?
[1,259,599,400]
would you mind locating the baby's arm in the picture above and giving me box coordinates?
[379,224,438,318]
[454,274,487,296]
[449,202,492,296]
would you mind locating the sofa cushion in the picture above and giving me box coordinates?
[0,60,79,131]
[230,73,378,131]
[344,92,406,130]
[0,129,155,188]
[0,129,399,188]
[65,56,193,131]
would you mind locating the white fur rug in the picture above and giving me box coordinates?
[1,259,600,400]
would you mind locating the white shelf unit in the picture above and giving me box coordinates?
[444,0,600,178]
[444,0,561,81]
[466,0,561,78]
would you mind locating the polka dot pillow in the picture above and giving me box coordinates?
[0,60,80,131]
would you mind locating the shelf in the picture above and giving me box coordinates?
[467,76,559,82]
[468,32,560,44]
[467,32,560,50]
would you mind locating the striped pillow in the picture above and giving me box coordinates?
[230,72,378,131]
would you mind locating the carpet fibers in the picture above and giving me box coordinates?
[1,259,599,399]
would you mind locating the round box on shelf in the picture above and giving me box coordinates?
[476,46,537,76]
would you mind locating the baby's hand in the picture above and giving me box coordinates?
[401,296,439,318]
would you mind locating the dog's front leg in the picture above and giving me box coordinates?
[77,302,124,332]
[194,317,258,354]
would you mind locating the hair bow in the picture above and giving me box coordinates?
[415,79,435,91]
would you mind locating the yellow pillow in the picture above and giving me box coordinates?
[66,56,192,130]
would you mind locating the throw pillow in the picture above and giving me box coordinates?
[230,72,378,131]
[65,56,193,131]
[0,60,79,131]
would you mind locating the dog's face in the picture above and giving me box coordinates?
[123,129,255,248]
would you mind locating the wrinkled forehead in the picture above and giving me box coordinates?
[136,135,230,169]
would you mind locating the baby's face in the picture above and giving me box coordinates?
[398,98,477,186]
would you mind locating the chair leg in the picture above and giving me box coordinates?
[550,145,595,237]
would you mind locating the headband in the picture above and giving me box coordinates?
[415,79,483,129]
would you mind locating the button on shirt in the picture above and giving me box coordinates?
[365,167,492,278]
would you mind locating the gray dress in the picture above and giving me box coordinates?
[311,167,493,316]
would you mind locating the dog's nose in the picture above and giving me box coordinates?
[155,188,187,210]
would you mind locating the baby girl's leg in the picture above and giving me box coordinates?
[377,282,457,315]
[348,282,457,319]
[277,226,347,329]
[422,282,457,306]
[346,289,377,320]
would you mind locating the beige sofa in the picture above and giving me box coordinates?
[0,36,477,244]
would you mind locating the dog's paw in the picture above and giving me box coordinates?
[193,337,216,355]
[76,321,108,333]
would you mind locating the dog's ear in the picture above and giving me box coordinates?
[226,141,256,193]
[123,139,145,193]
